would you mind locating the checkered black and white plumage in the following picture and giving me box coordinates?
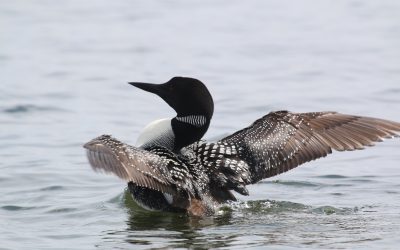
[84,111,400,216]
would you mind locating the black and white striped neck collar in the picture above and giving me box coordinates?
[175,115,207,128]
[171,114,211,151]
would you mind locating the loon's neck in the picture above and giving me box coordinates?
[136,115,210,151]
[172,114,210,150]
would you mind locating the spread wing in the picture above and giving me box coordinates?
[220,111,400,183]
[84,135,185,196]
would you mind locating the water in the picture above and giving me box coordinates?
[1,0,400,249]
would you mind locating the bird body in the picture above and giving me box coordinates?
[84,77,400,216]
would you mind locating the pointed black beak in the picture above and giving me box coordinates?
[129,81,177,112]
[128,82,164,95]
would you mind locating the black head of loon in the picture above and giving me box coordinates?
[129,77,214,150]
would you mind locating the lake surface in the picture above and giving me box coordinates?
[1,0,400,249]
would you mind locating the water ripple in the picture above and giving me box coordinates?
[271,180,321,187]
[46,207,78,214]
[316,174,348,179]
[39,185,64,192]
[2,205,38,211]
[2,104,66,113]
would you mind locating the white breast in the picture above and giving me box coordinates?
[136,118,175,149]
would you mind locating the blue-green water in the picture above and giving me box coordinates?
[1,0,400,249]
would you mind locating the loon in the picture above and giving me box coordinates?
[84,77,400,216]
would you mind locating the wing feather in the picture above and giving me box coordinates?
[84,135,179,195]
[221,111,400,183]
